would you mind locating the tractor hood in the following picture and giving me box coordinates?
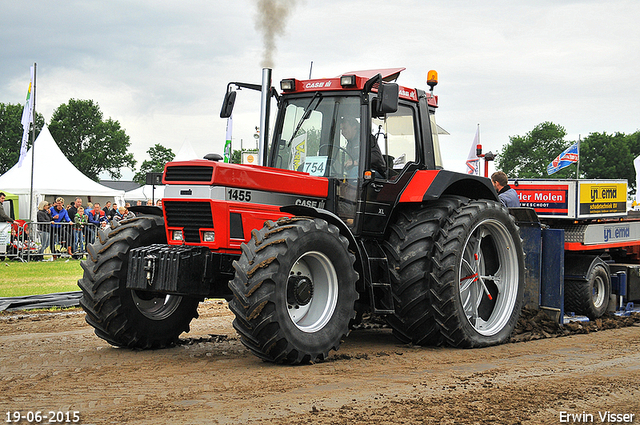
[162,160,328,198]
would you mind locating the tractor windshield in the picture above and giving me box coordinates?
[270,95,361,178]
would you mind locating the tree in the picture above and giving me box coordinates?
[133,144,175,185]
[0,103,44,174]
[49,99,135,181]
[580,131,640,193]
[497,121,575,179]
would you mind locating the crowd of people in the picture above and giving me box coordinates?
[35,197,161,258]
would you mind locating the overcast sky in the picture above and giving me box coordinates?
[2,0,639,179]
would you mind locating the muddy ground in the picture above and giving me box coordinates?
[1,300,639,425]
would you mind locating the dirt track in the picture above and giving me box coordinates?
[1,300,639,425]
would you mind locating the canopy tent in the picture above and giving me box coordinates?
[124,185,164,203]
[0,126,125,220]
[174,141,199,161]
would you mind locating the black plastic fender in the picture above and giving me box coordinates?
[565,254,610,281]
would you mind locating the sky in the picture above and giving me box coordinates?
[2,0,639,179]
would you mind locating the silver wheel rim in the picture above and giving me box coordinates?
[131,291,182,321]
[287,251,338,333]
[458,218,519,336]
[592,274,606,309]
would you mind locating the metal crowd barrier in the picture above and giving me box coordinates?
[0,221,104,262]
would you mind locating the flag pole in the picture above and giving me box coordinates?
[29,63,37,222]
[576,134,580,179]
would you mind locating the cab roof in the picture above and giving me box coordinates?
[281,67,437,107]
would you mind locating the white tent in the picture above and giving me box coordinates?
[124,185,164,203]
[174,141,199,161]
[0,126,125,220]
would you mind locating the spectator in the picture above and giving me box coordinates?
[113,206,135,223]
[146,199,153,206]
[102,201,112,218]
[109,203,118,221]
[73,206,88,254]
[68,197,82,222]
[87,202,107,243]
[156,200,162,207]
[36,200,53,257]
[0,192,15,223]
[136,200,142,206]
[50,197,73,256]
[491,171,521,208]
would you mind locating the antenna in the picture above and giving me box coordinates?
[309,61,313,79]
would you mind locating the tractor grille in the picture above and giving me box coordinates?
[164,201,214,243]
[165,165,213,182]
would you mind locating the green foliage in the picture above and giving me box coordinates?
[497,121,575,178]
[49,99,136,181]
[231,149,260,164]
[133,144,175,185]
[0,259,82,297]
[498,122,640,195]
[0,102,44,174]
[580,131,640,194]
[231,149,242,164]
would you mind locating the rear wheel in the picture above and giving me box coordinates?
[78,216,200,348]
[430,199,524,348]
[382,197,463,345]
[229,217,358,364]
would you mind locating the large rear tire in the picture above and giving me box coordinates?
[382,197,463,345]
[78,216,200,349]
[430,199,524,348]
[229,217,358,364]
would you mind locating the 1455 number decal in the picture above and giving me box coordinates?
[227,189,252,202]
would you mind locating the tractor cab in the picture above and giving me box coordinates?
[266,68,444,229]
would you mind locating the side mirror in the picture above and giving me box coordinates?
[220,90,237,118]
[376,83,399,116]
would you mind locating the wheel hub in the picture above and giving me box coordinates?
[287,274,314,306]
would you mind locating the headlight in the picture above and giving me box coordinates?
[172,230,183,241]
[202,231,215,242]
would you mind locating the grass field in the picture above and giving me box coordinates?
[0,258,83,297]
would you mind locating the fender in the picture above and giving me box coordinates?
[129,205,164,217]
[399,169,498,203]
[280,204,367,293]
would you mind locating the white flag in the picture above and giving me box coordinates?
[466,125,480,175]
[18,66,34,168]
[634,155,640,210]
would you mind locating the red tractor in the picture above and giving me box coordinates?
[79,68,524,363]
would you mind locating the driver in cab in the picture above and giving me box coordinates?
[339,116,386,178]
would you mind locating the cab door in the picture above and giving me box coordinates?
[361,103,421,236]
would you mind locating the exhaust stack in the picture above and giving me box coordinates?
[258,68,272,166]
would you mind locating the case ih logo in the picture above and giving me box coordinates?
[399,89,417,100]
[305,81,332,89]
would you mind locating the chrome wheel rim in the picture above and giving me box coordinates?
[458,218,519,336]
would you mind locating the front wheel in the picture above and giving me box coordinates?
[430,199,524,348]
[78,216,200,349]
[229,217,359,364]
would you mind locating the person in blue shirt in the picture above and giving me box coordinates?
[50,197,73,255]
[491,171,521,208]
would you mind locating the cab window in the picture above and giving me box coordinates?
[372,104,417,179]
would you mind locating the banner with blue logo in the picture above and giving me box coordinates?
[547,142,579,175]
